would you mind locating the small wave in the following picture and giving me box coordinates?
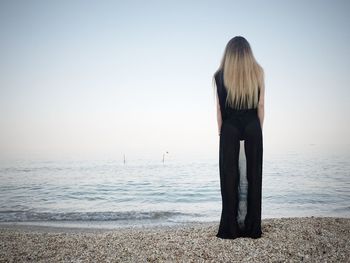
[0,210,202,222]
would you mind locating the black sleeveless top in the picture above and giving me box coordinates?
[215,69,260,121]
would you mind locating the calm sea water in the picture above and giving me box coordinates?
[0,146,349,228]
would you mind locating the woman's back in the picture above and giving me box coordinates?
[214,69,260,122]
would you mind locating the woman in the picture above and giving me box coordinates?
[213,36,265,239]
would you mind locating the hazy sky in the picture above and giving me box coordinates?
[0,0,349,161]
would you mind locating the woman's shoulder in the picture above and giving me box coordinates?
[214,69,224,90]
[214,69,223,80]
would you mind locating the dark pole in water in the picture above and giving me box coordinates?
[123,154,126,165]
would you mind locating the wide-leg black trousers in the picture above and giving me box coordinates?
[216,109,263,239]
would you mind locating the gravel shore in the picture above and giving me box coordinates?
[0,216,349,262]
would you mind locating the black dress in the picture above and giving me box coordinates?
[215,69,263,239]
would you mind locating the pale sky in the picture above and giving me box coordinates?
[0,0,349,161]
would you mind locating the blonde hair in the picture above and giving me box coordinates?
[213,36,264,109]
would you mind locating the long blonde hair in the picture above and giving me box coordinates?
[213,36,264,109]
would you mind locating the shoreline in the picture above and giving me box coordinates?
[0,220,218,234]
[1,216,349,262]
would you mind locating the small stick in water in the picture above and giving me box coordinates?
[162,151,169,164]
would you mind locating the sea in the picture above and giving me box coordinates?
[0,144,349,229]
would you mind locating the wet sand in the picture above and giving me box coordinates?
[0,216,349,262]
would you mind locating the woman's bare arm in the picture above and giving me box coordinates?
[216,91,222,136]
[257,85,265,130]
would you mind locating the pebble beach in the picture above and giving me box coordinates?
[0,216,349,262]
